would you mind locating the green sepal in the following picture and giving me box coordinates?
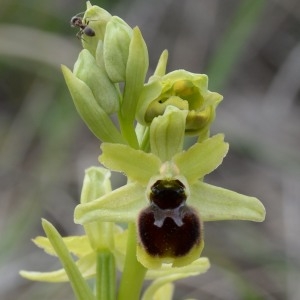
[74,182,146,225]
[190,181,266,222]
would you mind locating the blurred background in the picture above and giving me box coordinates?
[0,0,299,299]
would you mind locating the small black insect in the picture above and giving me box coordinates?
[70,15,95,39]
[138,179,201,258]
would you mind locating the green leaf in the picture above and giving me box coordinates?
[40,220,95,299]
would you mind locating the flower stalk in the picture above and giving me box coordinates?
[117,223,147,300]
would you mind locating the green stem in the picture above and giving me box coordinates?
[118,113,139,149]
[139,125,150,152]
[117,223,147,300]
[96,250,116,300]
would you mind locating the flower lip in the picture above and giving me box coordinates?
[138,178,202,262]
[149,179,186,210]
[138,205,201,258]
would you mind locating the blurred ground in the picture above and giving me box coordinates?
[0,0,300,299]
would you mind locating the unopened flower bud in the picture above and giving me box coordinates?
[74,49,120,114]
[81,2,112,55]
[103,16,133,82]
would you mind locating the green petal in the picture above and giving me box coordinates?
[190,182,266,222]
[150,106,187,162]
[99,143,161,185]
[74,182,146,225]
[20,252,96,282]
[173,134,229,184]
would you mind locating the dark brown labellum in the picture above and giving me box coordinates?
[138,205,201,257]
[138,179,201,258]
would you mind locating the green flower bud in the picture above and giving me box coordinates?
[80,167,114,251]
[81,2,112,55]
[103,16,133,82]
[74,49,120,114]
[137,70,223,139]
[120,27,149,125]
[61,64,124,143]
